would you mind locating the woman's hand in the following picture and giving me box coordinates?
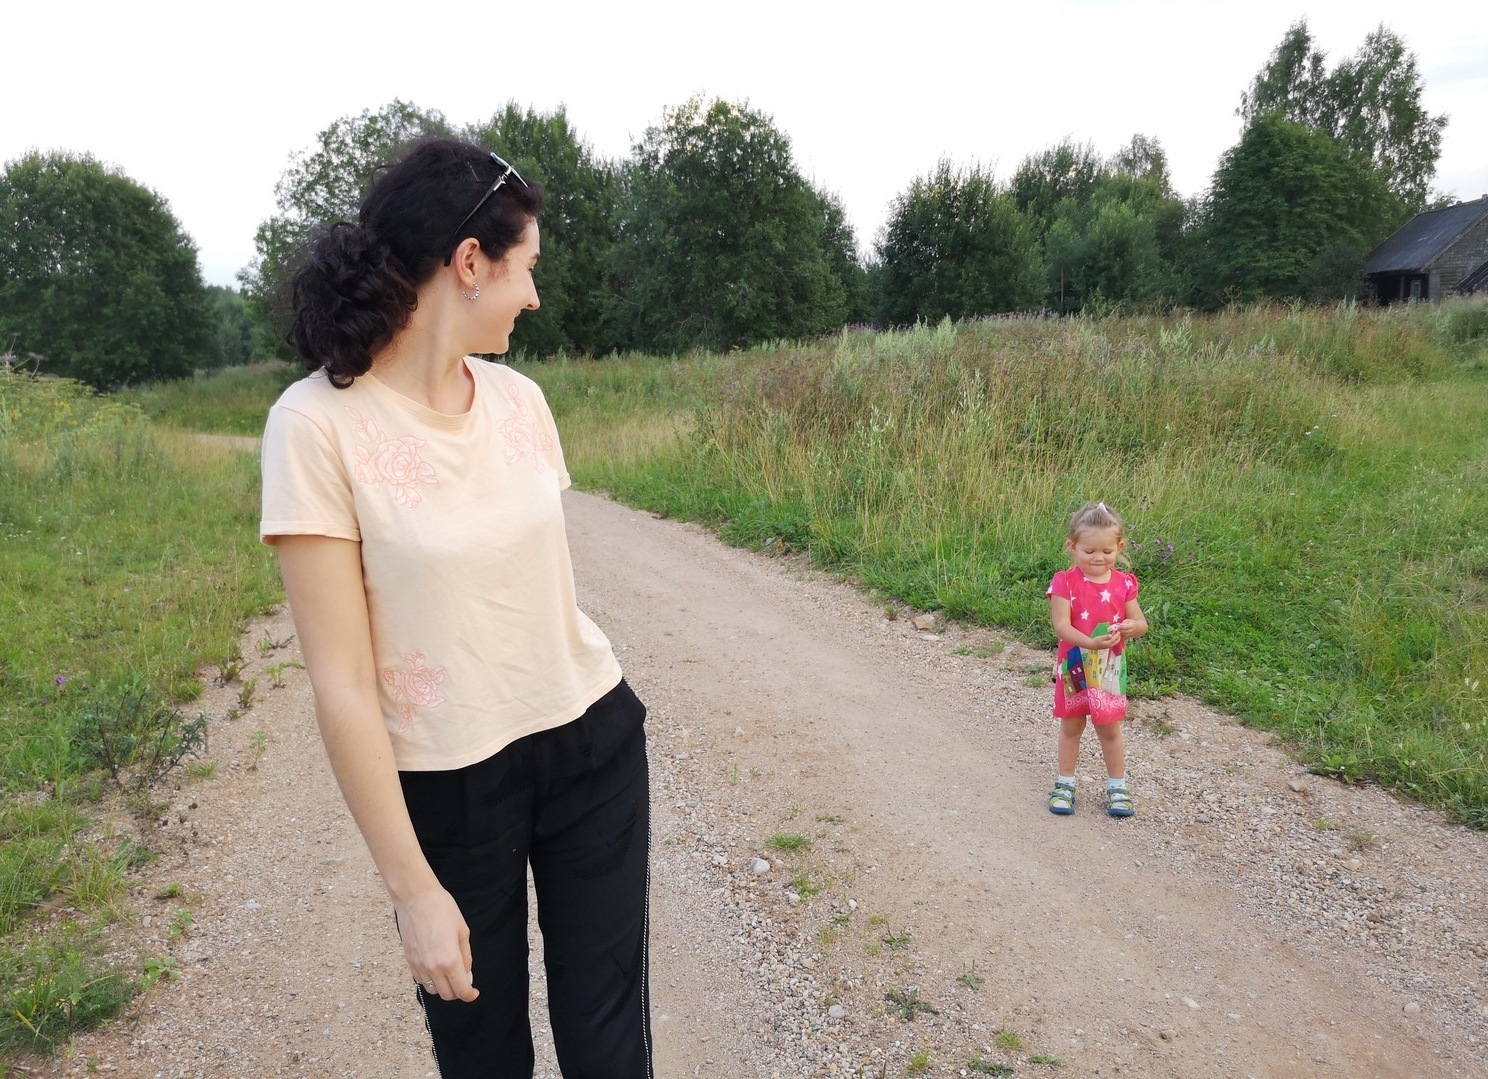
[398,885,479,1002]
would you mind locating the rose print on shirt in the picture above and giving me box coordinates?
[347,407,438,508]
[381,651,447,733]
[497,384,554,473]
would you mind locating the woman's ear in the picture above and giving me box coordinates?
[451,237,483,285]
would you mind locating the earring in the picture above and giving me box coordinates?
[461,285,481,302]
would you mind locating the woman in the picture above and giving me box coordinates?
[259,138,652,1078]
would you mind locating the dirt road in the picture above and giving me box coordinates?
[35,490,1488,1077]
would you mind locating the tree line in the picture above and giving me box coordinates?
[0,20,1450,388]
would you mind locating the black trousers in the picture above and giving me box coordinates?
[399,679,653,1078]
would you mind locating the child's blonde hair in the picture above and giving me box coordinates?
[1067,502,1127,544]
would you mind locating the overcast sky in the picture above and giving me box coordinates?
[5,0,1485,287]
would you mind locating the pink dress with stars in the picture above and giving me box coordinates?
[1046,568,1140,724]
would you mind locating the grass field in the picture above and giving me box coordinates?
[0,366,282,1055]
[3,297,1485,1057]
[122,361,303,435]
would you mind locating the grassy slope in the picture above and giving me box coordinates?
[0,371,281,1055]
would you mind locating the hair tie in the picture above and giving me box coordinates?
[1097,501,1108,512]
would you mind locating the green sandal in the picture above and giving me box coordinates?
[1048,781,1076,815]
[1106,787,1134,818]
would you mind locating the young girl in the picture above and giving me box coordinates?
[1046,502,1148,818]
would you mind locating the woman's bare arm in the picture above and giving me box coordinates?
[275,534,478,1002]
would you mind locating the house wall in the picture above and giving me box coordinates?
[1433,214,1488,295]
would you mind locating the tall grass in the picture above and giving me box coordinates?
[0,363,281,1056]
[120,361,300,434]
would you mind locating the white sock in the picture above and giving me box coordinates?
[1057,774,1076,788]
[1108,777,1128,791]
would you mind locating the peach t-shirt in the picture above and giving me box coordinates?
[259,358,622,771]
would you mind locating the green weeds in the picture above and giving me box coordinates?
[0,951,133,1054]
[216,644,247,684]
[266,660,303,688]
[69,681,209,795]
[257,631,295,656]
[166,908,194,940]
[885,987,938,1021]
[967,1059,1015,1077]
[139,956,178,990]
[765,833,810,853]
[185,760,218,781]
[788,871,822,898]
[60,846,131,922]
[953,644,1006,658]
[247,730,269,771]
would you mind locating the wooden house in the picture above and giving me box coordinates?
[1365,195,1488,303]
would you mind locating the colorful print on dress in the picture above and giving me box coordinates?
[381,651,448,733]
[1059,623,1127,723]
[497,384,554,473]
[346,407,439,508]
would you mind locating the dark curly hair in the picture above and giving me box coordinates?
[286,139,544,388]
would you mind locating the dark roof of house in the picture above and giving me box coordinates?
[1459,259,1488,295]
[1366,196,1488,275]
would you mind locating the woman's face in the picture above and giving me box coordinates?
[480,219,541,354]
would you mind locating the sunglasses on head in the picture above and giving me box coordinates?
[443,151,529,265]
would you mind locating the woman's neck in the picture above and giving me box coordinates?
[368,294,475,415]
